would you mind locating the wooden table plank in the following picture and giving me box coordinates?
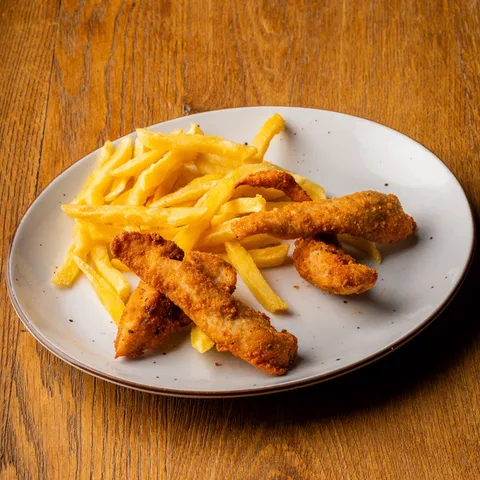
[1,1,479,479]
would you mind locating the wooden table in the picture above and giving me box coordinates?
[1,1,479,478]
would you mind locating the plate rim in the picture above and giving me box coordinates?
[6,106,477,398]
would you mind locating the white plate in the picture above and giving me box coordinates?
[7,107,475,398]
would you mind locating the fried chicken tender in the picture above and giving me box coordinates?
[239,170,312,202]
[111,232,298,375]
[115,250,236,358]
[293,236,378,295]
[232,190,417,244]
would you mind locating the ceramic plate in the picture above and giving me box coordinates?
[7,107,475,398]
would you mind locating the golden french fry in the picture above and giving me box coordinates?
[225,241,287,313]
[127,150,187,206]
[238,234,281,250]
[71,254,125,324]
[252,113,285,161]
[210,195,266,228]
[220,244,289,269]
[198,219,237,247]
[110,150,166,178]
[52,221,92,286]
[73,141,115,204]
[133,137,147,157]
[104,177,130,203]
[173,163,277,251]
[111,258,130,272]
[90,244,130,301]
[150,180,220,208]
[137,129,257,161]
[84,137,133,205]
[338,234,382,264]
[62,204,207,228]
[292,175,327,200]
[190,324,215,353]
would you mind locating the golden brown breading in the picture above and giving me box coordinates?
[115,249,236,358]
[232,190,416,244]
[293,236,378,295]
[240,170,312,202]
[114,281,189,358]
[183,251,237,294]
[111,232,298,375]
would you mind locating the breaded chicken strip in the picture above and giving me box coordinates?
[293,236,378,295]
[115,251,236,358]
[239,170,312,202]
[232,190,416,244]
[111,232,298,375]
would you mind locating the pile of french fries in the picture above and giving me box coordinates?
[53,114,380,353]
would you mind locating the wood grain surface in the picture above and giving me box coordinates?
[1,0,479,478]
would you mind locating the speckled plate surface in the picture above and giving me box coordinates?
[7,107,475,398]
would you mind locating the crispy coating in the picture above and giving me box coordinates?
[114,248,236,358]
[293,236,378,295]
[232,190,416,244]
[240,170,312,202]
[114,239,184,358]
[111,232,298,375]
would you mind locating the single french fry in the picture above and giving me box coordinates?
[225,241,288,313]
[239,234,281,250]
[62,204,207,228]
[133,137,147,157]
[292,175,327,200]
[51,221,92,286]
[137,128,258,161]
[84,137,133,205]
[110,150,166,178]
[211,195,266,227]
[252,113,285,161]
[127,150,187,206]
[90,244,130,301]
[104,177,130,203]
[173,163,277,251]
[338,234,382,264]
[150,180,219,208]
[73,141,115,204]
[111,258,130,272]
[71,254,125,325]
[220,244,289,269]
[190,325,215,353]
[198,219,237,247]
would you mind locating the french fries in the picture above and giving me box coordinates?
[173,163,277,251]
[225,241,288,313]
[55,113,335,359]
[252,113,285,160]
[220,244,289,269]
[211,195,266,227]
[137,129,258,161]
[52,221,92,286]
[338,234,382,263]
[62,204,208,228]
[84,137,133,205]
[90,244,130,301]
[71,254,125,324]
[190,325,215,353]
